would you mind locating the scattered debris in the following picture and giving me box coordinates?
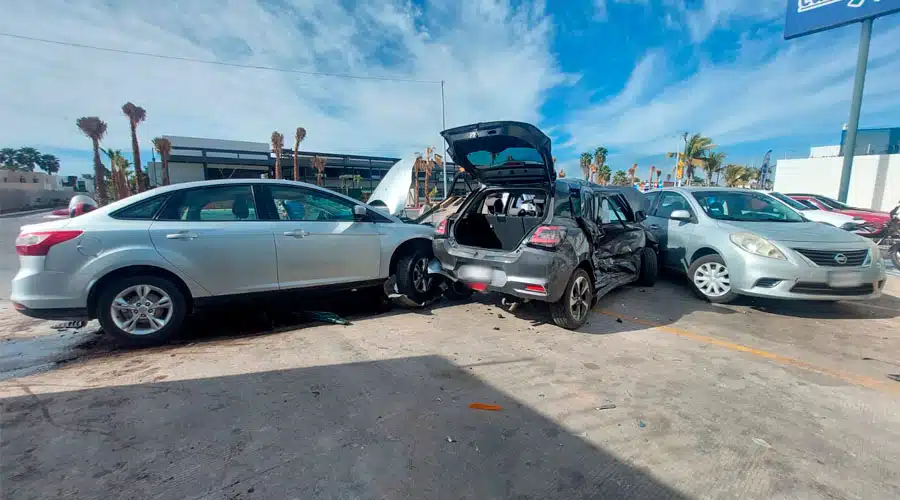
[752,438,772,449]
[638,420,646,428]
[469,403,503,411]
[497,313,505,319]
[51,321,87,331]
[298,311,352,325]
[596,403,617,411]
[615,318,623,323]
[446,436,456,443]
[888,374,900,382]
[493,327,500,331]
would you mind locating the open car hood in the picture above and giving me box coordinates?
[441,121,554,185]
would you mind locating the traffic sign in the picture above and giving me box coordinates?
[785,0,900,40]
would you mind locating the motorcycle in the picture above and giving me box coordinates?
[873,201,900,269]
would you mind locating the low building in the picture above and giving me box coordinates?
[0,170,74,213]
[145,136,402,201]
[773,126,900,211]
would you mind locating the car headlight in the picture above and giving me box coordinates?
[863,239,882,266]
[729,232,786,260]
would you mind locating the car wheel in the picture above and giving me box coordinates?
[395,246,439,304]
[549,268,593,330]
[635,247,658,286]
[890,242,900,270]
[688,254,738,304]
[97,275,188,346]
[443,280,474,301]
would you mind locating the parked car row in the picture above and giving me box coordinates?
[9,120,891,346]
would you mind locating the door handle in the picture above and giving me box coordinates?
[648,224,660,230]
[283,229,309,238]
[166,231,198,240]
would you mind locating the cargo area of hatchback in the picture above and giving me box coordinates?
[452,189,549,251]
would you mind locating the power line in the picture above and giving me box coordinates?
[0,32,442,85]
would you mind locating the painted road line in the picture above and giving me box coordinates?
[594,309,900,395]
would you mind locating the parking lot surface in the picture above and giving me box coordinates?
[2,277,900,499]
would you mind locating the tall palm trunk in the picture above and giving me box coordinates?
[292,141,300,181]
[161,153,170,186]
[129,121,143,192]
[91,138,107,204]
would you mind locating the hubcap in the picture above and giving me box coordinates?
[110,285,174,336]
[569,276,591,321]
[412,257,433,293]
[694,262,731,298]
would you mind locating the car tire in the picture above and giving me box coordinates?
[635,247,658,287]
[890,242,900,270]
[549,268,593,330]
[688,254,739,304]
[395,246,440,304]
[443,280,474,301]
[96,275,188,347]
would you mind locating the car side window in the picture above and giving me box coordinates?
[268,186,356,222]
[644,192,660,214]
[158,185,258,221]
[111,195,168,220]
[607,197,631,222]
[798,199,819,210]
[654,192,693,219]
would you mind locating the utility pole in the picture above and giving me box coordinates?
[837,18,873,202]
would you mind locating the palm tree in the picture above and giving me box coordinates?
[122,102,146,192]
[629,164,638,185]
[76,116,109,204]
[0,148,18,169]
[593,147,608,172]
[611,170,629,186]
[558,169,566,178]
[271,131,284,179]
[704,151,726,186]
[152,137,172,186]
[723,164,748,187]
[745,167,761,187]
[311,156,326,186]
[101,148,125,200]
[647,166,654,186]
[293,127,306,182]
[36,153,61,174]
[597,164,611,185]
[667,133,713,185]
[422,147,435,205]
[15,147,40,171]
[580,152,592,180]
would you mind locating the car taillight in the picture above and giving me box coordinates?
[528,225,566,248]
[435,219,448,237]
[15,230,83,256]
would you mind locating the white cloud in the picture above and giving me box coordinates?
[660,0,783,42]
[562,22,900,157]
[0,0,569,173]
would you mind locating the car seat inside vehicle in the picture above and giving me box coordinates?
[454,190,546,251]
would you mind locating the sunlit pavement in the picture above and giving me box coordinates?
[2,276,899,499]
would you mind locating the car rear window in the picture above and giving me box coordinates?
[466,147,543,168]
[110,195,168,220]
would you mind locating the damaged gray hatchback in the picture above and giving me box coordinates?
[429,121,659,329]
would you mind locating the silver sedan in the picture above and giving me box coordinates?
[643,187,887,303]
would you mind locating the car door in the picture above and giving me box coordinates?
[645,191,696,271]
[148,184,279,295]
[260,184,381,289]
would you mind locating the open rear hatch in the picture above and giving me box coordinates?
[441,121,554,185]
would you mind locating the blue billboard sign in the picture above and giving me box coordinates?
[785,0,900,39]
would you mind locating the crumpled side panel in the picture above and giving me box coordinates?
[579,218,645,291]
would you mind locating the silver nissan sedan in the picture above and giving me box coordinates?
[643,187,886,303]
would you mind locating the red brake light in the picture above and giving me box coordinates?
[15,230,83,256]
[435,219,448,236]
[469,282,488,292]
[528,225,565,248]
[525,284,546,294]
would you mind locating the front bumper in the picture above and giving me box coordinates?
[429,239,573,303]
[725,247,887,301]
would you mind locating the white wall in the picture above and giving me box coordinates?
[167,162,207,184]
[773,154,900,211]
[164,136,270,154]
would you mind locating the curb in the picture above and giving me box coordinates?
[0,208,57,219]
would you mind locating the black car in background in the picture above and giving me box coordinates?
[429,121,658,329]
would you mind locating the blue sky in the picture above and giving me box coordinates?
[1,0,900,180]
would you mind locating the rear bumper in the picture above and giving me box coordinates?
[430,239,574,302]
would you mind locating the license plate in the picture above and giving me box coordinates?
[828,271,863,288]
[457,265,505,285]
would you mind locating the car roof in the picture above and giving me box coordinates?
[647,186,752,194]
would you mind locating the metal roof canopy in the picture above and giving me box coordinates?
[784,0,900,202]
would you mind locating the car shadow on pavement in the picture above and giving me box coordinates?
[2,355,689,500]
[737,293,900,320]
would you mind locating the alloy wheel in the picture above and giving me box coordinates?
[693,262,731,298]
[110,284,174,335]
[569,275,591,321]
[412,257,433,293]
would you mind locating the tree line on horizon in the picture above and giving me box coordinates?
[0,147,61,174]
[574,133,763,189]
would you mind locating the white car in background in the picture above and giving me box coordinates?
[759,191,863,230]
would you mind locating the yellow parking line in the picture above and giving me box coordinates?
[594,309,900,395]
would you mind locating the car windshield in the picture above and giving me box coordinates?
[768,192,810,211]
[815,196,851,210]
[466,147,543,168]
[692,191,805,222]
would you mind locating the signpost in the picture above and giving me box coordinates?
[784,0,900,202]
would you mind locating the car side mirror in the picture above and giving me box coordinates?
[353,205,368,220]
[635,210,647,222]
[670,209,692,221]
